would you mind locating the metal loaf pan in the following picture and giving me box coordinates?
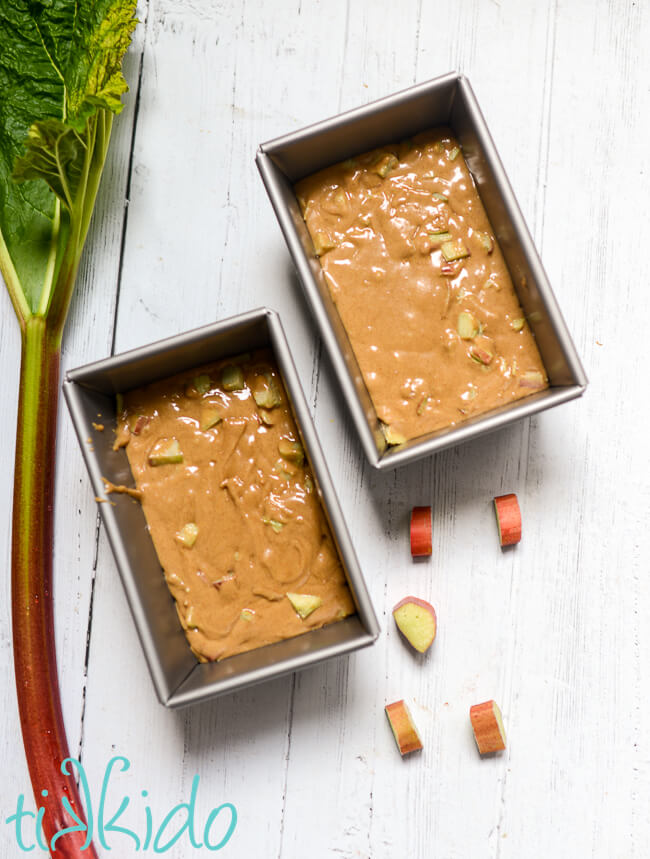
[63,308,379,708]
[256,72,588,469]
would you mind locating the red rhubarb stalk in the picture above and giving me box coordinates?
[13,317,97,856]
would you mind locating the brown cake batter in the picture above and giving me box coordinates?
[114,350,355,662]
[295,128,548,444]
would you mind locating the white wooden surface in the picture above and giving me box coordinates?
[1,1,649,856]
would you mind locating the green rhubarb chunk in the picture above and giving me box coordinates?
[273,458,296,481]
[448,146,461,161]
[253,372,282,409]
[441,239,470,262]
[313,232,336,256]
[432,192,448,202]
[383,424,407,445]
[194,374,211,395]
[240,609,255,622]
[259,409,275,426]
[510,317,525,332]
[457,311,478,340]
[373,153,398,178]
[149,438,183,465]
[416,396,430,416]
[278,438,304,466]
[428,231,452,244]
[176,522,199,548]
[200,404,222,431]
[222,365,245,391]
[519,371,546,389]
[286,592,322,619]
[476,231,494,253]
[263,517,284,533]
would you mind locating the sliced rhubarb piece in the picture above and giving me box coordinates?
[184,607,198,630]
[253,372,282,409]
[385,700,423,756]
[440,262,457,276]
[313,231,336,256]
[493,493,522,546]
[148,437,183,466]
[262,517,284,533]
[176,522,199,548]
[416,396,430,416]
[441,239,470,262]
[476,231,494,253]
[273,458,297,481]
[519,370,546,389]
[410,506,432,557]
[383,424,407,446]
[510,317,526,331]
[470,700,506,754]
[258,408,275,426]
[372,153,398,178]
[221,364,244,391]
[457,311,478,340]
[194,373,211,395]
[286,592,322,619]
[393,597,437,652]
[278,438,304,466]
[469,344,494,366]
[200,404,222,431]
[428,230,453,244]
[132,414,150,435]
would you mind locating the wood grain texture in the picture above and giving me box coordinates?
[1,1,649,856]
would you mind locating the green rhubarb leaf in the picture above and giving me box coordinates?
[0,0,137,321]
[12,118,88,209]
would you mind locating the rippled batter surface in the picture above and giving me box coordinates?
[295,129,548,443]
[115,349,355,661]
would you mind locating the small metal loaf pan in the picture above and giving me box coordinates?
[63,308,379,708]
[256,72,587,469]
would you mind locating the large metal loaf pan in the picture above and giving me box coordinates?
[257,72,587,469]
[63,308,379,707]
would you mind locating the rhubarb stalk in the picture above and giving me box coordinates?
[12,317,95,855]
[0,3,137,855]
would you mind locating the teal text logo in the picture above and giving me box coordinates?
[6,756,237,853]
